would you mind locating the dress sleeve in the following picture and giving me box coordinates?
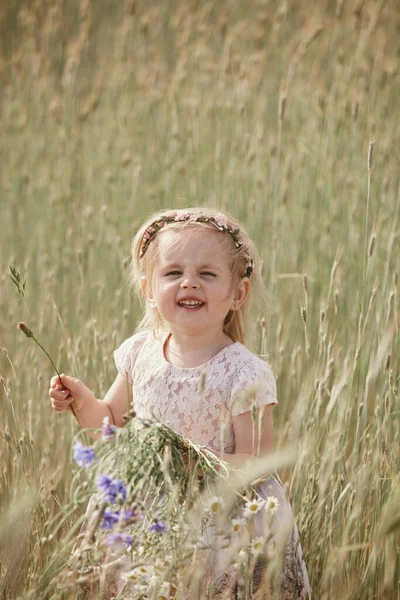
[229,358,278,417]
[113,330,150,384]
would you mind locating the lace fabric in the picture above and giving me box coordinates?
[113,330,277,453]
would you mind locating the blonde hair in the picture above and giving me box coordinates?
[127,207,268,345]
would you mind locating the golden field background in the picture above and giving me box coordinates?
[0,0,399,597]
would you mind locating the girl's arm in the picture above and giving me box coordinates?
[102,374,134,427]
[77,374,133,439]
[207,405,274,470]
[50,373,133,440]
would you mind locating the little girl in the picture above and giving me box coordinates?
[49,207,310,598]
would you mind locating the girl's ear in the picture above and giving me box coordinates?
[232,278,250,310]
[140,275,149,299]
[141,276,156,308]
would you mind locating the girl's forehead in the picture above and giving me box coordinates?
[157,229,229,263]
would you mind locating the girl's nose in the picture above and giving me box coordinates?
[180,280,200,289]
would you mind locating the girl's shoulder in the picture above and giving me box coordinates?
[119,328,152,346]
[228,344,278,415]
[229,342,275,377]
[113,329,153,383]
[115,328,153,355]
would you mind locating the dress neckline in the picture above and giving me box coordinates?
[160,332,239,371]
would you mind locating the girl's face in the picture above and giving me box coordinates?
[141,229,249,338]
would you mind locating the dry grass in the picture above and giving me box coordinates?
[0,0,399,598]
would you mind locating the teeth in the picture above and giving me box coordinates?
[179,301,203,306]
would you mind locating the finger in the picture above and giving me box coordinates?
[51,381,66,391]
[50,376,61,388]
[59,374,83,394]
[49,388,71,400]
[52,374,72,390]
[51,396,74,409]
[51,399,71,412]
[51,393,72,404]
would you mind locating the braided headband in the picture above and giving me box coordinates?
[139,212,254,278]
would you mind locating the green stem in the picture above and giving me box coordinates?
[31,334,78,420]
[32,335,61,379]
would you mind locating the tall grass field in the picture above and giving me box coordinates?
[1,1,399,598]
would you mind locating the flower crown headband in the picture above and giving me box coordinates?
[139,212,254,278]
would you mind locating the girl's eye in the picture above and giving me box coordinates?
[165,271,216,277]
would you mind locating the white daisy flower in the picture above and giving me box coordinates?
[205,496,224,514]
[137,565,153,576]
[231,517,245,533]
[251,536,266,555]
[131,584,148,595]
[243,498,265,517]
[265,496,280,514]
[155,581,173,600]
[154,557,171,573]
[122,565,152,583]
[122,570,141,583]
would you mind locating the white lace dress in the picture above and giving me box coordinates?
[113,329,278,453]
[111,330,311,598]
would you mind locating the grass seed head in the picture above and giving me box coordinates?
[17,322,33,337]
[199,371,206,394]
[368,140,375,171]
[279,94,286,122]
[368,233,376,258]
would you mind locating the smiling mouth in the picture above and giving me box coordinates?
[177,301,205,309]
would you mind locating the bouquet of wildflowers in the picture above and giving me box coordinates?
[65,415,231,597]
[57,416,286,599]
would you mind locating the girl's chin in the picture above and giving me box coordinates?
[174,306,206,318]
[176,304,205,313]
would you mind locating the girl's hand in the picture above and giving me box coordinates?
[49,373,96,413]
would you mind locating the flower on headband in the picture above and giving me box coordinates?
[143,226,156,240]
[215,213,229,228]
[174,211,192,221]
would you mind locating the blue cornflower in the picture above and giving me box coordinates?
[114,479,127,501]
[73,442,97,467]
[96,474,127,503]
[101,416,117,441]
[106,532,133,547]
[96,474,116,502]
[101,509,120,530]
[149,520,168,534]
[122,509,136,522]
